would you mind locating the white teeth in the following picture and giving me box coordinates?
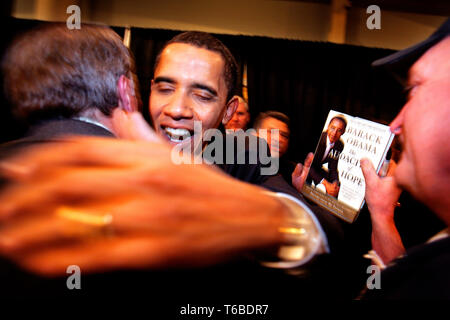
[163,127,192,142]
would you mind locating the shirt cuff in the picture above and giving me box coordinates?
[260,192,330,269]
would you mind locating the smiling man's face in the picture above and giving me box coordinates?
[149,43,234,149]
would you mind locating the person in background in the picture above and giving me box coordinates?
[253,111,296,185]
[224,96,250,131]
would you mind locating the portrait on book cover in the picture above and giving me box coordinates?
[306,115,347,198]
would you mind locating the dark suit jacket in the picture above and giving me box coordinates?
[362,236,450,299]
[308,132,344,185]
[0,118,114,156]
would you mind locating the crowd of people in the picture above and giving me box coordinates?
[0,17,448,302]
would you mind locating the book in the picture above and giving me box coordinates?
[301,110,395,223]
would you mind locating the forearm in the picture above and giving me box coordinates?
[370,210,405,265]
[228,190,289,250]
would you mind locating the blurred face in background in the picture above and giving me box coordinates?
[225,99,250,130]
[258,116,290,157]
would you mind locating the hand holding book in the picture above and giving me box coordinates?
[360,157,404,264]
[291,152,314,193]
[301,110,394,223]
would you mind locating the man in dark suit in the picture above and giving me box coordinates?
[307,116,346,197]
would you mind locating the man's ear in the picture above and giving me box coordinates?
[222,95,239,125]
[117,75,138,112]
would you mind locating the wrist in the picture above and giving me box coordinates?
[260,192,329,268]
[369,207,396,224]
[370,211,398,238]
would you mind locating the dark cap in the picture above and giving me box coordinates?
[372,18,450,80]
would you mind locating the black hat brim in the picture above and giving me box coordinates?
[371,18,450,81]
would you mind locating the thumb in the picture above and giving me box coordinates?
[292,163,303,178]
[304,152,314,168]
[360,158,378,186]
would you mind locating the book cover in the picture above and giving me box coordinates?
[301,110,395,223]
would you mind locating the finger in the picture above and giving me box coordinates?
[300,153,313,179]
[13,233,237,276]
[14,219,271,277]
[0,195,160,253]
[11,236,170,276]
[0,212,113,254]
[0,156,213,221]
[0,166,150,220]
[360,158,379,187]
[292,163,303,178]
[304,152,314,168]
[0,137,171,181]
[111,109,164,143]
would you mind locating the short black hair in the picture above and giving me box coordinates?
[329,116,347,132]
[253,111,290,130]
[154,31,238,101]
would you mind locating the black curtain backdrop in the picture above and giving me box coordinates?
[129,28,405,163]
[244,37,405,162]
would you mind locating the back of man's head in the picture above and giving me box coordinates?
[155,31,238,102]
[2,23,135,122]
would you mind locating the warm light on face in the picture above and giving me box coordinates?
[225,101,250,130]
[389,37,450,213]
[149,43,229,150]
[258,117,290,157]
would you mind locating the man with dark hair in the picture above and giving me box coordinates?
[254,111,291,130]
[149,32,310,187]
[154,30,238,102]
[254,111,291,158]
[306,115,347,197]
[253,110,296,186]
[149,31,239,151]
[1,23,140,147]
